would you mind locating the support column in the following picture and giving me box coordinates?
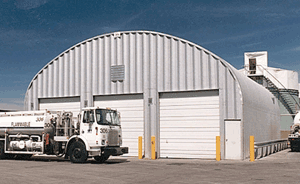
[150,89,159,159]
[144,89,159,159]
[143,33,159,159]
[144,91,151,159]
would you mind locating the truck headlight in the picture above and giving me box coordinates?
[119,136,122,145]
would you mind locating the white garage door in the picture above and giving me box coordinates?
[39,97,81,117]
[160,91,220,159]
[94,95,144,157]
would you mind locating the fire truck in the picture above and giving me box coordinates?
[0,107,128,163]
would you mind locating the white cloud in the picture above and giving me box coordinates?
[291,46,300,51]
[0,103,24,110]
[240,42,263,48]
[201,32,258,45]
[201,27,283,45]
[0,28,53,48]
[0,101,24,110]
[14,0,49,10]
[0,98,24,111]
[92,10,146,34]
[194,2,300,20]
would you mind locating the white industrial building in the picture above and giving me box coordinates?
[24,31,280,160]
[240,51,299,138]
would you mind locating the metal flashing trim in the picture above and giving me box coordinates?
[224,119,241,121]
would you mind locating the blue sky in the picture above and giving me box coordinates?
[1,0,300,110]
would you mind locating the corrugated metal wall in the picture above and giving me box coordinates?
[25,31,242,120]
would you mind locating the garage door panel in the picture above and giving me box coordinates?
[123,135,143,140]
[160,116,219,121]
[161,139,216,143]
[96,99,142,104]
[39,98,81,117]
[121,119,143,123]
[160,102,218,107]
[160,132,219,139]
[102,105,143,109]
[121,122,143,127]
[119,111,143,118]
[94,96,143,157]
[160,96,219,103]
[161,142,216,151]
[160,91,219,159]
[161,127,220,132]
[122,127,144,131]
[160,105,219,111]
[160,121,219,128]
[160,151,216,159]
[160,154,215,159]
[161,109,219,117]
[40,102,80,110]
[123,130,144,137]
[117,110,143,115]
[122,139,143,154]
[160,150,216,155]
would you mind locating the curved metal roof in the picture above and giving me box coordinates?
[26,30,236,91]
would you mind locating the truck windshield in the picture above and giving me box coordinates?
[96,109,120,126]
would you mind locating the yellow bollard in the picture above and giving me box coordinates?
[250,136,255,162]
[138,136,143,159]
[216,136,221,161]
[151,136,156,160]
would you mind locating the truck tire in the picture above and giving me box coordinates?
[0,142,5,159]
[291,147,295,152]
[69,141,87,163]
[94,155,110,163]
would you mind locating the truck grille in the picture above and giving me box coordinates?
[108,129,119,146]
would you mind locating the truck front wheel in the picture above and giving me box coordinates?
[69,141,87,163]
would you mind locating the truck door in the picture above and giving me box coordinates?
[81,110,97,147]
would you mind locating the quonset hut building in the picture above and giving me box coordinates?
[25,31,280,160]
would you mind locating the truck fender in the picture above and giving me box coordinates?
[66,135,90,154]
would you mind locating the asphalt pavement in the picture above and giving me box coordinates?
[0,149,299,184]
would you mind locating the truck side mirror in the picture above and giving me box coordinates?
[118,112,121,120]
[82,111,90,123]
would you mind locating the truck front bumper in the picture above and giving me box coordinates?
[103,147,129,156]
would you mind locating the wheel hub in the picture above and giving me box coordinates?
[73,148,82,158]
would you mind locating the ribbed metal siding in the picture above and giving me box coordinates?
[25,31,241,119]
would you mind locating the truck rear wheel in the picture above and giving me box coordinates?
[0,142,5,159]
[94,155,110,163]
[69,141,87,163]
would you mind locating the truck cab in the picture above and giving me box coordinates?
[67,107,128,163]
